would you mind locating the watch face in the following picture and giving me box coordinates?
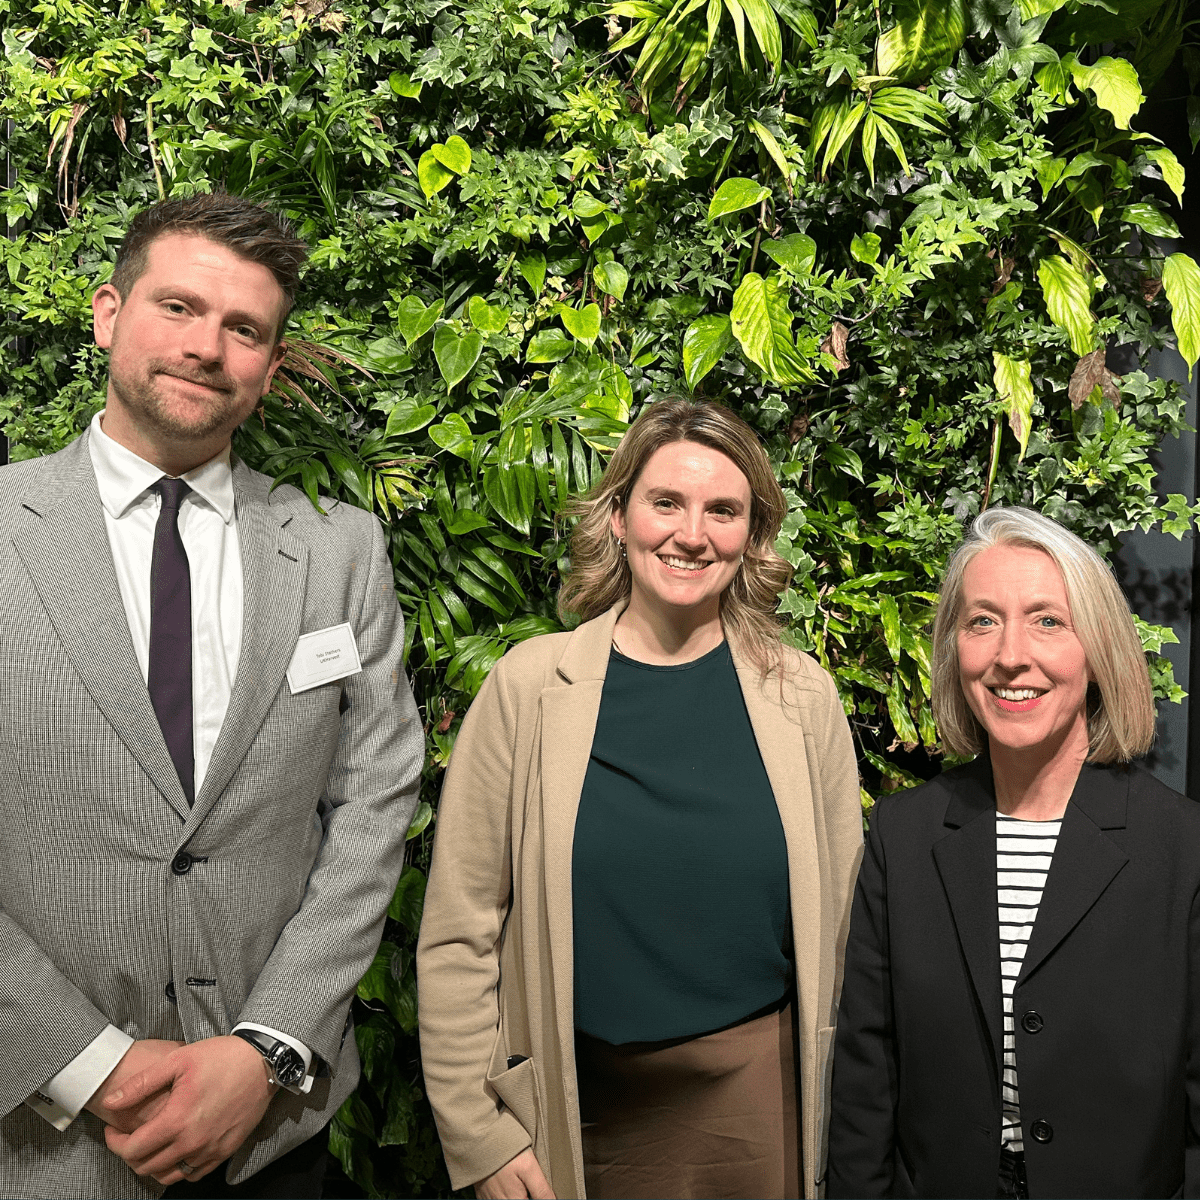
[269,1045,307,1087]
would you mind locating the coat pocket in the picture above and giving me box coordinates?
[487,1035,543,1146]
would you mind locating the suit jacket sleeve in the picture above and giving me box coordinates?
[235,513,423,1068]
[416,653,535,1191]
[826,800,899,1199]
[1188,885,1200,1196]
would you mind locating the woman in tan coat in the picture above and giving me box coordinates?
[417,399,863,1200]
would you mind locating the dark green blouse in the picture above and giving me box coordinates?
[571,641,791,1045]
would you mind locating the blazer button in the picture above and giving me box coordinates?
[1030,1119,1053,1143]
[171,852,193,876]
[1021,1010,1044,1034]
[164,981,177,1003]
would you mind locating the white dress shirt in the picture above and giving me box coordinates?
[25,413,313,1131]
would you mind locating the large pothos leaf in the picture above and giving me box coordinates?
[1146,146,1186,207]
[708,176,770,219]
[1162,253,1200,380]
[1064,54,1144,131]
[992,353,1035,460]
[1037,254,1096,356]
[876,0,966,82]
[682,314,734,389]
[729,272,812,387]
[432,326,484,388]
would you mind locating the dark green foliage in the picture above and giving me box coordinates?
[3,0,1199,1194]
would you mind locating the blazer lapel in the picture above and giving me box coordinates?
[11,435,192,819]
[1017,764,1129,985]
[186,461,308,830]
[932,760,1004,1074]
[539,604,621,1066]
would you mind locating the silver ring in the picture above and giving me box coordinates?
[178,1161,193,1175]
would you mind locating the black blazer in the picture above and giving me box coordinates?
[826,758,1200,1199]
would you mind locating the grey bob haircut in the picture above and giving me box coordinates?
[931,506,1156,764]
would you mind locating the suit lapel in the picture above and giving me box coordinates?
[187,461,308,829]
[12,435,192,819]
[539,605,620,1070]
[932,760,1004,1072]
[1018,765,1129,984]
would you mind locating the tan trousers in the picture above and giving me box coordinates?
[575,1002,800,1200]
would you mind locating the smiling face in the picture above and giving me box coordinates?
[92,231,287,471]
[957,543,1093,760]
[610,439,753,628]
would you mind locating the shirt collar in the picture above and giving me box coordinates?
[88,410,236,524]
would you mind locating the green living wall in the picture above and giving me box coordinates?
[4,0,1200,1193]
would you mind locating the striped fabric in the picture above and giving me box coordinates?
[997,812,1062,1152]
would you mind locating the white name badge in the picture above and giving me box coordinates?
[286,623,363,694]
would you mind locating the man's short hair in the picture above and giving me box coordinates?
[110,192,309,336]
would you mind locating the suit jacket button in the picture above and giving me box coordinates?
[1021,1010,1044,1033]
[1031,1119,1053,1143]
[171,852,193,876]
[165,981,177,1003]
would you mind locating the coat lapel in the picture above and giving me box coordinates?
[1017,764,1129,984]
[539,604,621,1070]
[11,434,192,819]
[186,461,308,830]
[932,759,1004,1073]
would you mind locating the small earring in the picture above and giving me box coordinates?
[618,537,627,559]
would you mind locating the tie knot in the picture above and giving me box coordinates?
[155,477,191,512]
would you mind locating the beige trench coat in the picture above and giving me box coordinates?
[417,604,864,1199]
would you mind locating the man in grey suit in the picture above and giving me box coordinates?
[0,193,423,1198]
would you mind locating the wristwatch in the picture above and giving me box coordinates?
[231,1028,308,1088]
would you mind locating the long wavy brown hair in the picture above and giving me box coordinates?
[558,399,793,678]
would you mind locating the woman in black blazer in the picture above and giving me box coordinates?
[827,506,1200,1200]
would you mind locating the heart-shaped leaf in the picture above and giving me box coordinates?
[429,412,474,458]
[850,232,882,265]
[519,253,546,296]
[558,302,602,346]
[572,193,609,218]
[707,177,770,220]
[468,296,510,334]
[761,234,817,273]
[395,296,444,346]
[389,72,422,98]
[433,326,484,387]
[1066,54,1144,131]
[433,134,472,175]
[418,150,454,199]
[385,399,437,437]
[526,329,575,363]
[682,314,734,389]
[593,260,629,302]
[361,336,412,373]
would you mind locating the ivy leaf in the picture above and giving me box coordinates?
[1119,202,1181,239]
[1162,252,1200,379]
[1146,147,1185,206]
[593,259,630,302]
[707,177,769,220]
[395,296,444,346]
[433,326,484,387]
[682,314,734,389]
[558,302,602,345]
[519,252,547,296]
[468,296,510,334]
[526,329,575,362]
[730,272,811,387]
[1065,54,1144,130]
[417,150,455,198]
[432,135,472,175]
[992,352,1035,460]
[761,233,816,273]
[429,412,474,457]
[876,0,966,82]
[1037,254,1096,355]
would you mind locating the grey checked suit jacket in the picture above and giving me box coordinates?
[0,432,423,1198]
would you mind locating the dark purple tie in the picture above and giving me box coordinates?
[148,478,194,806]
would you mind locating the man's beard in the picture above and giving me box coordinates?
[109,357,250,443]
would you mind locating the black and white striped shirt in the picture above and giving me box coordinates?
[997,812,1062,1152]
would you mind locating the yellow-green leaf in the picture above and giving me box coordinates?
[708,176,770,220]
[992,352,1035,460]
[682,314,734,389]
[1162,252,1200,380]
[876,0,966,82]
[417,150,454,199]
[1147,146,1185,206]
[559,302,602,345]
[1037,254,1096,355]
[1066,54,1144,130]
[433,135,472,175]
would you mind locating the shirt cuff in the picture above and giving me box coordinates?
[25,1025,135,1131]
[231,1022,315,1094]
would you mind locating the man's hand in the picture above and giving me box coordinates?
[101,1035,274,1186]
[475,1148,556,1199]
[84,1039,184,1133]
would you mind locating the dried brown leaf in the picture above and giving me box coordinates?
[820,321,850,373]
[1142,276,1164,303]
[992,255,1015,295]
[789,412,810,443]
[1067,347,1121,411]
